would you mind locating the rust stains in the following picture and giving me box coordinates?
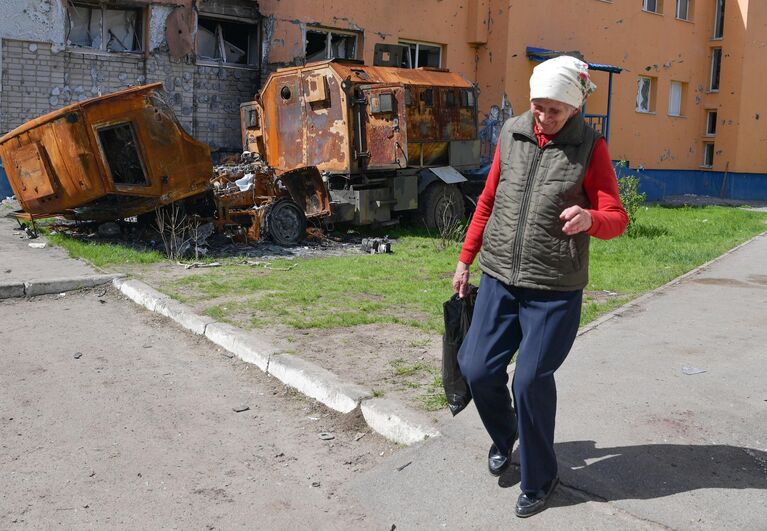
[245,59,478,175]
[212,156,330,245]
[0,83,212,221]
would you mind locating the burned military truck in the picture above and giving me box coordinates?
[240,59,481,228]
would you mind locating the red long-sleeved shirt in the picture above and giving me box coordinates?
[459,131,628,266]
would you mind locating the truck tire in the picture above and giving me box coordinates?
[264,199,307,245]
[418,182,465,231]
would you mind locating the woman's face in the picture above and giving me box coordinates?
[530,98,578,135]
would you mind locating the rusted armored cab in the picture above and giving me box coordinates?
[0,83,212,222]
[241,59,480,227]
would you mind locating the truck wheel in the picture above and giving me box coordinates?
[264,199,306,245]
[419,182,465,231]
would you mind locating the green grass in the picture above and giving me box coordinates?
[164,206,767,332]
[48,206,767,331]
[587,206,766,294]
[46,232,164,267]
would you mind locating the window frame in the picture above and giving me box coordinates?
[705,110,718,136]
[713,0,725,39]
[668,80,685,116]
[709,47,722,92]
[702,142,715,167]
[642,0,663,14]
[304,26,360,62]
[399,39,443,69]
[195,15,260,67]
[675,0,691,20]
[66,1,144,54]
[95,121,150,187]
[636,76,655,113]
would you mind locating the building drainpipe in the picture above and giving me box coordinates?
[606,71,614,143]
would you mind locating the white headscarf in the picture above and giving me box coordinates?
[529,55,596,109]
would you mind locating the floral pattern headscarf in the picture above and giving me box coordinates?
[529,55,597,109]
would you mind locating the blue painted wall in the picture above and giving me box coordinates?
[0,162,13,199]
[613,163,767,203]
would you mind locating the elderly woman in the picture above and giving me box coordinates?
[452,56,628,518]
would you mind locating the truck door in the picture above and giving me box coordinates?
[360,86,407,170]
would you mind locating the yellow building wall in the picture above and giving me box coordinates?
[733,0,767,172]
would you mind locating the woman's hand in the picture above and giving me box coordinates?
[560,205,593,235]
[452,261,471,298]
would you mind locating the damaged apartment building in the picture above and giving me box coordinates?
[2,0,766,201]
[0,0,494,158]
[0,0,265,156]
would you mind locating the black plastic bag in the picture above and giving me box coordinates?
[442,285,478,416]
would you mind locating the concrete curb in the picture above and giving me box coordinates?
[0,282,25,299]
[113,277,438,445]
[204,322,275,372]
[361,398,441,446]
[577,230,767,337]
[268,353,372,414]
[0,274,120,299]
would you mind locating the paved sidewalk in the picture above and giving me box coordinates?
[4,197,765,528]
[347,231,767,529]
[0,204,98,284]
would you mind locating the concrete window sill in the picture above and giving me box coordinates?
[635,110,656,115]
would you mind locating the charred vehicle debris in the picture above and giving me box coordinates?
[1,57,487,247]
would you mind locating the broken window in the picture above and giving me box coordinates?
[196,17,259,66]
[305,27,359,62]
[713,0,725,38]
[400,40,443,68]
[421,88,434,107]
[97,123,148,186]
[710,47,722,91]
[443,89,457,108]
[702,142,714,167]
[705,110,717,136]
[66,2,143,53]
[460,89,475,108]
[636,76,654,113]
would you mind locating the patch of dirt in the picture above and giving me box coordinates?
[272,323,444,414]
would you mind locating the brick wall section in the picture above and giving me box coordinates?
[1,39,260,152]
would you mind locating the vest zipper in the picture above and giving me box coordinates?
[510,145,544,284]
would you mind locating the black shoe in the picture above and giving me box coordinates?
[515,477,560,518]
[487,431,518,476]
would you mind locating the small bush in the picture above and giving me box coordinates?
[617,172,646,236]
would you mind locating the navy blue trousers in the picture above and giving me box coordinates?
[458,274,582,494]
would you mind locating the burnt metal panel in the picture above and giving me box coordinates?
[12,143,56,201]
[361,85,407,170]
[0,83,212,221]
[253,60,477,175]
[302,71,349,173]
